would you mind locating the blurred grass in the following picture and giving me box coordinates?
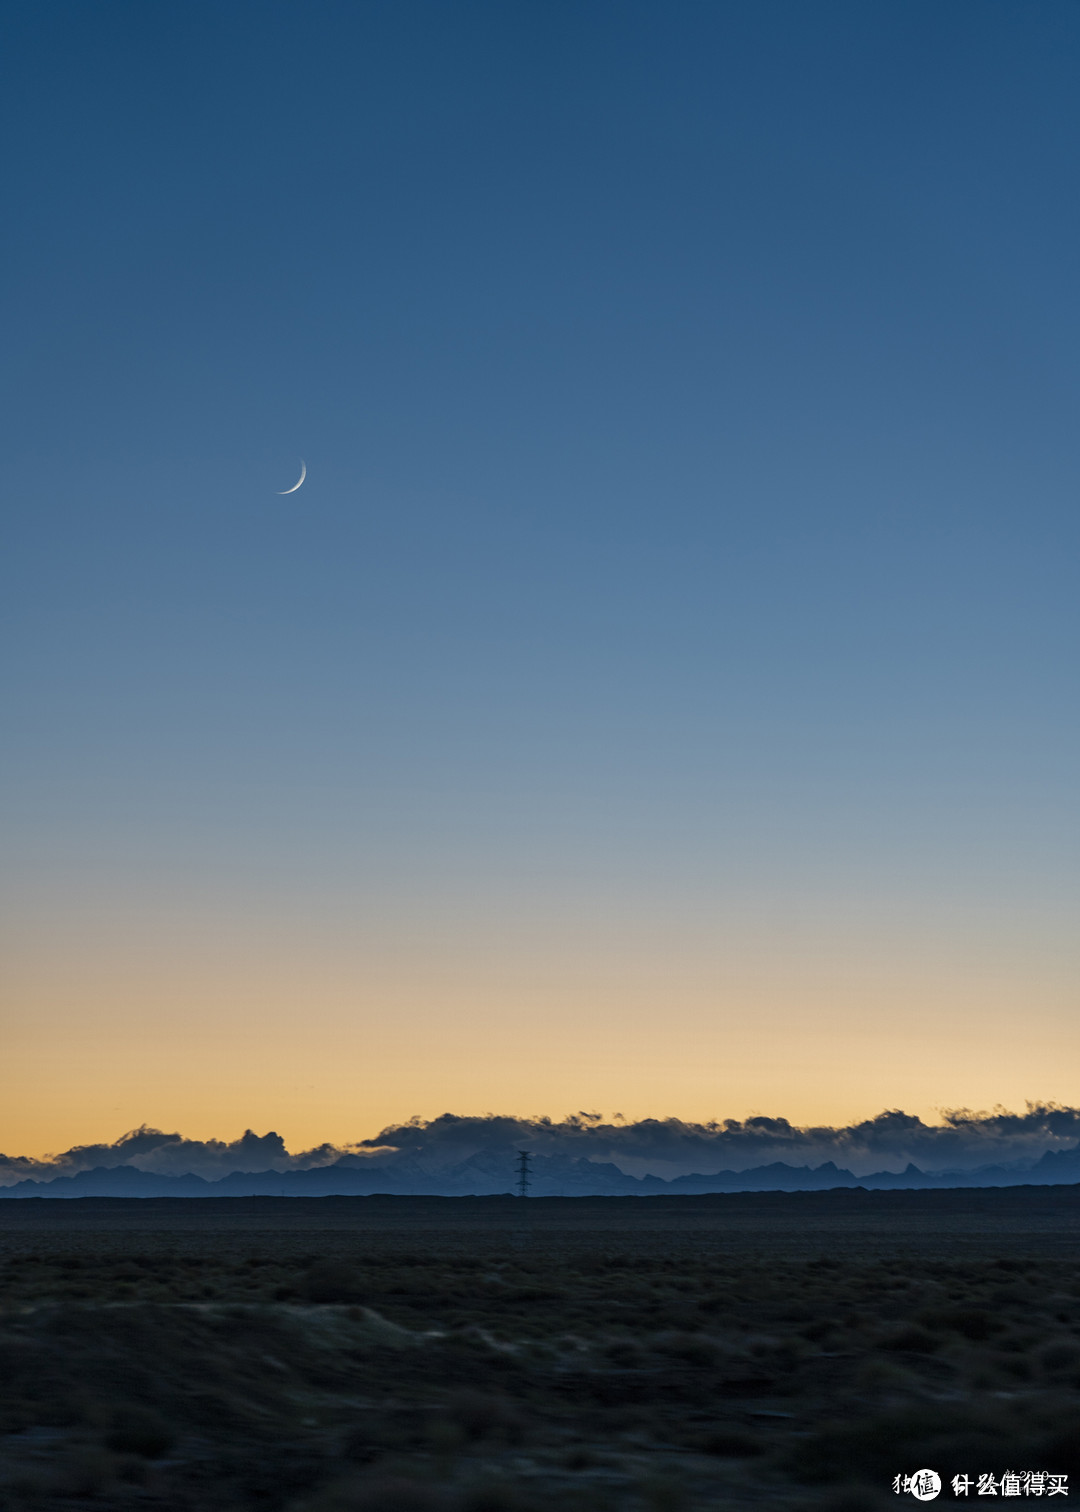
[0,1213,1077,1509]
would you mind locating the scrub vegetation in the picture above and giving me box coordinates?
[0,1196,1078,1510]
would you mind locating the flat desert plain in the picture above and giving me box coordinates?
[0,1187,1078,1510]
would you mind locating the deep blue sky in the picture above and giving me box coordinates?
[2,1,1077,1151]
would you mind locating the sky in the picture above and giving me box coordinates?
[1,0,1077,1160]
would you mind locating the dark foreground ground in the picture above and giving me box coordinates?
[1,1187,1078,1511]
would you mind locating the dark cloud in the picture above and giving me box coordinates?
[2,1104,1078,1187]
[351,1105,1080,1179]
[0,1126,341,1183]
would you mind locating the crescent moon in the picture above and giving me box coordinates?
[277,460,307,494]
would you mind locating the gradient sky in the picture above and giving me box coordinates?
[2,0,1078,1158]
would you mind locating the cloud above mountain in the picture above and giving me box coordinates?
[0,1128,346,1185]
[2,1103,1078,1188]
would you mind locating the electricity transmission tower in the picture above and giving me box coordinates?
[515,1150,533,1198]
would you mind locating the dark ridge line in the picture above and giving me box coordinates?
[2,1181,1080,1215]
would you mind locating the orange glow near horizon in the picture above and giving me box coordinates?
[3,878,1075,1160]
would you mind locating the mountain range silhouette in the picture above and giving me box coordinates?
[4,1144,1080,1198]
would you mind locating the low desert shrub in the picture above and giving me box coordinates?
[304,1261,366,1304]
[1038,1339,1080,1381]
[104,1406,175,1458]
[441,1391,524,1444]
[876,1325,940,1354]
[786,1406,1009,1486]
[700,1427,763,1456]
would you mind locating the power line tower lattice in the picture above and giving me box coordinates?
[515,1150,532,1198]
